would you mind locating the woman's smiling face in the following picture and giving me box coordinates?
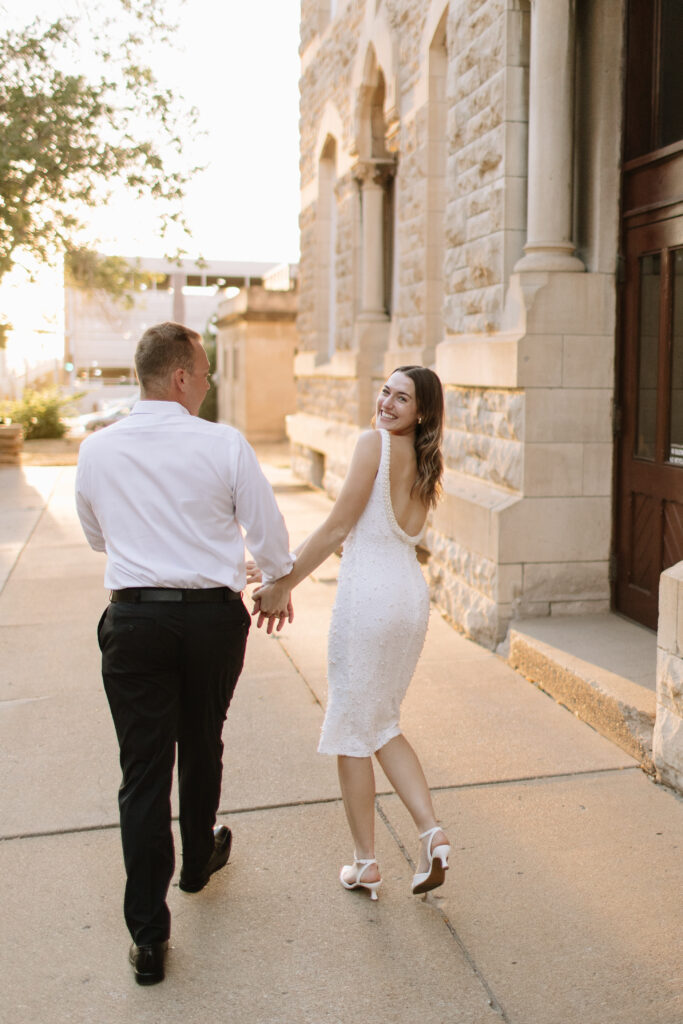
[375,371,418,435]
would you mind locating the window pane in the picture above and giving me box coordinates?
[636,254,660,460]
[669,249,683,465]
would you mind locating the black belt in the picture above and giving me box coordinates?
[110,587,241,604]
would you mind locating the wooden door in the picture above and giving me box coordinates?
[616,217,683,628]
[615,0,683,629]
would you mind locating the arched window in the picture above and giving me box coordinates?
[355,55,395,321]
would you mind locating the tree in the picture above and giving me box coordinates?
[63,247,166,309]
[199,317,218,423]
[0,0,200,289]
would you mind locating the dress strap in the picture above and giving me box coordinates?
[378,427,391,479]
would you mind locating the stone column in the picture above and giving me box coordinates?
[355,161,393,320]
[514,0,584,273]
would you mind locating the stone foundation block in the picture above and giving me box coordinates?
[654,563,683,794]
[522,561,610,603]
[653,707,683,793]
[509,630,656,771]
[656,649,683,716]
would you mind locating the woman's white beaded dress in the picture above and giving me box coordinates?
[318,429,430,757]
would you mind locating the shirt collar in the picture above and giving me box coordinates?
[130,400,191,417]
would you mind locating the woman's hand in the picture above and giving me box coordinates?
[252,578,294,633]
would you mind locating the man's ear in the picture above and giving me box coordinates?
[172,366,187,392]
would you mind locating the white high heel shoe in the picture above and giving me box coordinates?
[339,857,382,900]
[411,826,450,895]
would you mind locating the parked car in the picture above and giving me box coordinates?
[66,393,139,436]
[85,402,136,431]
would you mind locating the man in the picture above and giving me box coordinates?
[75,322,293,985]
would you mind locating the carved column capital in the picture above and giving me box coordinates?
[353,158,396,188]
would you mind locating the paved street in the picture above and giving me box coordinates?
[1,454,682,1024]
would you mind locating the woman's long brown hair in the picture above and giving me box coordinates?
[393,365,444,509]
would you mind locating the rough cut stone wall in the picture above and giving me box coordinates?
[296,0,527,490]
[386,3,441,352]
[292,0,526,355]
[295,0,630,658]
[335,178,357,352]
[385,0,429,94]
[394,109,428,349]
[298,3,364,357]
[444,385,524,490]
[299,4,365,192]
[300,0,321,51]
[299,0,452,360]
[445,0,523,334]
[296,377,358,424]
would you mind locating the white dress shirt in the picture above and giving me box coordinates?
[75,401,294,591]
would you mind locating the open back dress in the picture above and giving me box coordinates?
[318,429,431,757]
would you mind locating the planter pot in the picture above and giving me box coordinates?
[0,424,24,465]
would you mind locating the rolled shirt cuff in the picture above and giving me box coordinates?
[261,551,296,584]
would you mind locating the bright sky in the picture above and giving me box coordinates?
[9,0,302,265]
[113,0,302,264]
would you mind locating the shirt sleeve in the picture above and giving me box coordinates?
[75,449,106,553]
[232,437,294,581]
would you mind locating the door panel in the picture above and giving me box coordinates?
[663,500,683,569]
[617,0,683,629]
[616,217,683,629]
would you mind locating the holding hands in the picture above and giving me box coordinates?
[246,560,294,634]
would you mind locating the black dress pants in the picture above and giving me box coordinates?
[98,598,250,945]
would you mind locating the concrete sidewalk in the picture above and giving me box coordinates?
[1,456,682,1024]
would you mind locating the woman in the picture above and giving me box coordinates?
[253,366,449,900]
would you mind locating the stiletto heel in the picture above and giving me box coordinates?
[339,857,382,900]
[411,826,450,895]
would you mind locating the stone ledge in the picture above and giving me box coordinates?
[508,628,656,772]
[286,412,359,465]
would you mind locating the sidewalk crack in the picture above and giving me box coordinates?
[376,799,512,1023]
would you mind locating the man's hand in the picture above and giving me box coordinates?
[245,560,263,586]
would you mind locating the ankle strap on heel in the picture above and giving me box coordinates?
[419,826,442,841]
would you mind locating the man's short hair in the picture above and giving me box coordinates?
[135,322,201,394]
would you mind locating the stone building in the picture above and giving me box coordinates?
[290,0,683,790]
[64,258,279,383]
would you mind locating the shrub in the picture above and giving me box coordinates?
[1,388,72,440]
[199,336,218,423]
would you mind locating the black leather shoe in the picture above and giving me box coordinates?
[129,941,167,985]
[178,825,232,893]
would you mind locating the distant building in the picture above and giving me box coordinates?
[215,264,299,442]
[64,257,281,383]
